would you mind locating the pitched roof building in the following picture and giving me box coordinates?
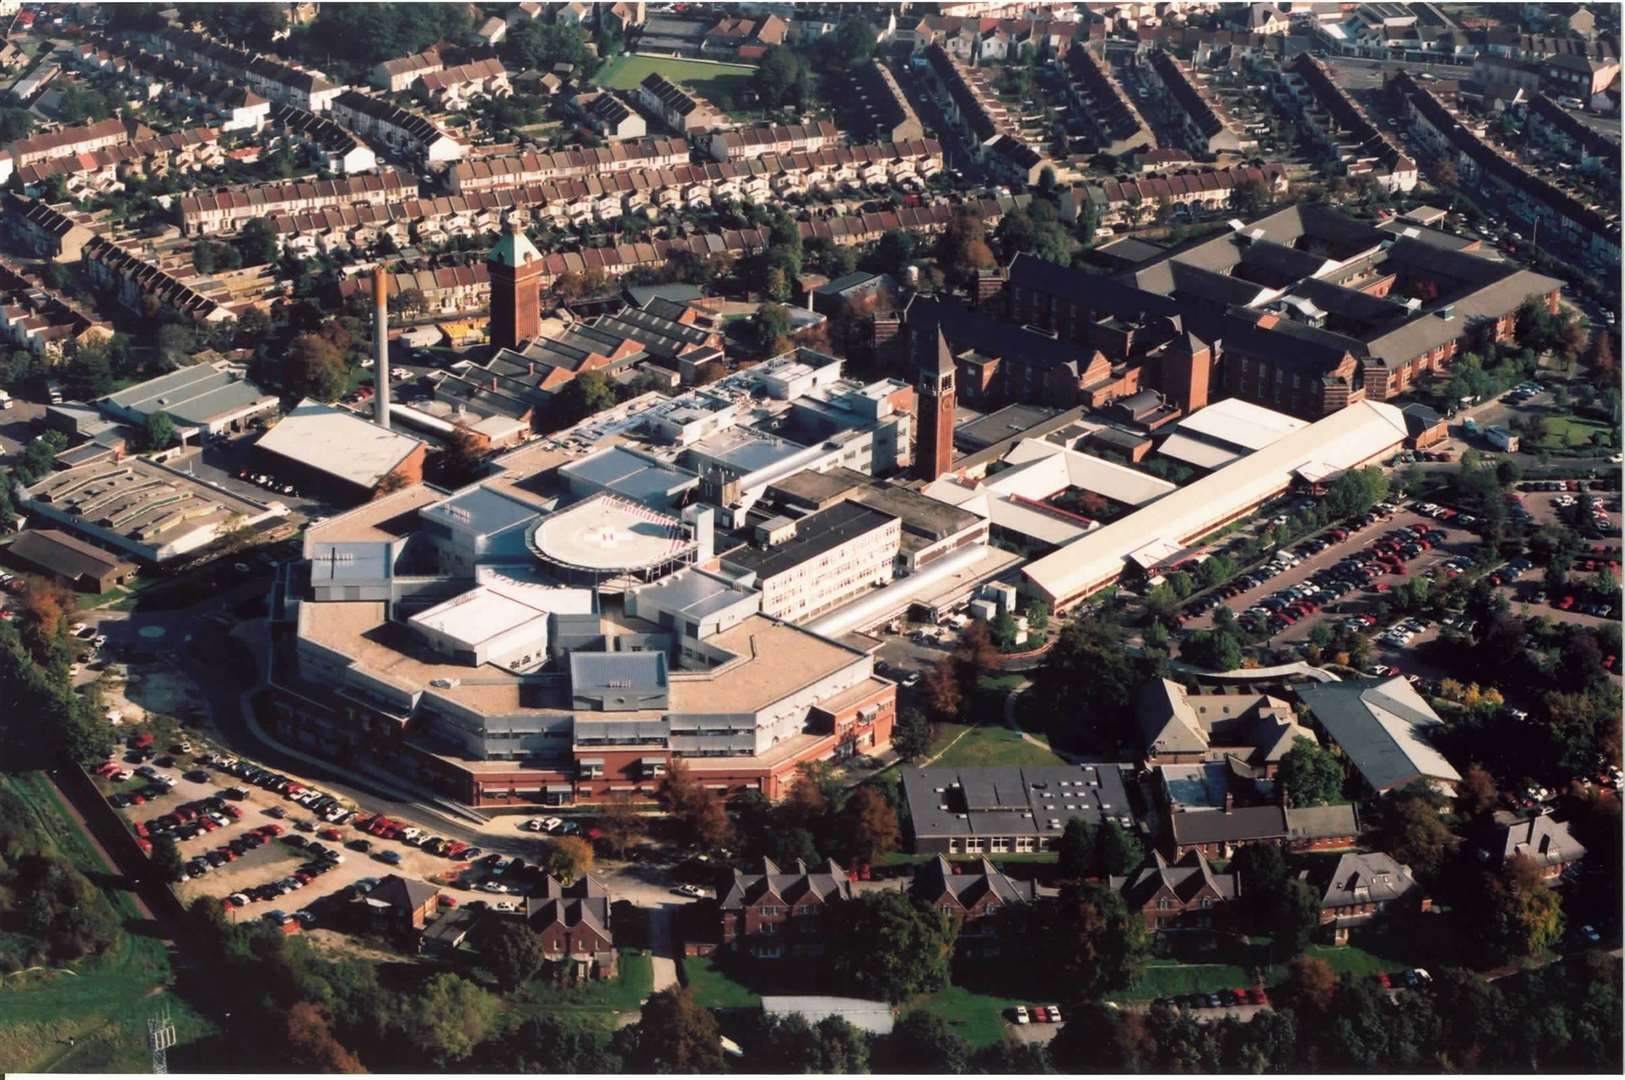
[526,873,617,980]
[1309,849,1423,942]
[717,857,854,960]
[1477,811,1587,882]
[1137,678,1314,775]
[1296,676,1462,796]
[1110,849,1240,932]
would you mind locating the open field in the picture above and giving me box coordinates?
[0,772,214,1074]
[926,721,1065,768]
[903,985,1029,1049]
[593,54,757,105]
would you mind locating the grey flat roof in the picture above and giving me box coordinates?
[562,445,698,505]
[102,363,274,426]
[689,427,805,475]
[954,403,1062,451]
[634,567,755,620]
[420,484,542,538]
[902,764,1136,840]
[309,541,392,583]
[570,651,668,694]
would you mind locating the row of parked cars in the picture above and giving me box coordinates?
[521,816,582,836]
[355,814,480,862]
[1008,1004,1064,1024]
[204,755,354,825]
[182,821,276,881]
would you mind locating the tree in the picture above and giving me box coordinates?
[1459,764,1499,819]
[1233,176,1272,218]
[892,706,931,763]
[144,410,176,452]
[633,988,723,1073]
[754,46,811,109]
[1049,883,1151,1000]
[545,836,594,884]
[921,656,963,719]
[1478,854,1565,960]
[1276,736,1344,807]
[150,832,185,882]
[747,302,793,353]
[507,21,592,72]
[1273,878,1323,957]
[285,1002,367,1074]
[1095,819,1143,876]
[554,371,617,426]
[238,217,280,266]
[1056,817,1096,882]
[823,891,954,1002]
[596,791,643,857]
[402,973,497,1067]
[286,332,349,401]
[658,759,734,849]
[157,323,199,370]
[841,785,900,865]
[1280,953,1337,1018]
[1379,784,1458,884]
[480,920,548,993]
[1182,626,1243,672]
[883,1011,970,1074]
[1030,614,1137,746]
[1587,331,1615,379]
[819,16,878,72]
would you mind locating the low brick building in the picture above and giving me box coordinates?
[716,857,853,960]
[526,873,617,980]
[1110,850,1239,933]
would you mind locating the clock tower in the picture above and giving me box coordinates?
[915,327,956,482]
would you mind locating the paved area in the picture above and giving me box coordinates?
[0,399,45,457]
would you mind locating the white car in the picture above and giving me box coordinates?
[493,900,519,913]
[673,883,709,899]
[481,880,512,894]
[522,818,543,831]
[1011,1005,1030,1025]
[542,817,564,833]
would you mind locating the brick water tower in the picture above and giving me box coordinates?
[487,217,544,352]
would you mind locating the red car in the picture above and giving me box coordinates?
[318,828,343,841]
[1032,1006,1049,1023]
[1558,595,1576,610]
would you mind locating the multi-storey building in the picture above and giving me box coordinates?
[719,501,903,623]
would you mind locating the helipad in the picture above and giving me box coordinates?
[527,492,694,575]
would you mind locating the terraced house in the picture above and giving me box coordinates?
[331,91,464,166]
[715,857,854,960]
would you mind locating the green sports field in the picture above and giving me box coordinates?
[593,54,757,106]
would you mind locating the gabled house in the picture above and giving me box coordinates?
[526,873,617,980]
[357,874,440,931]
[1110,849,1239,932]
[1137,678,1314,776]
[717,856,853,960]
[1477,810,1587,882]
[909,855,1035,956]
[1309,850,1424,943]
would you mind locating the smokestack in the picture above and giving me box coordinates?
[373,269,391,431]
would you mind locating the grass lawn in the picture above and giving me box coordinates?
[0,773,215,1074]
[678,954,762,1010]
[927,721,1065,768]
[1535,414,1613,450]
[513,951,654,1021]
[593,54,757,106]
[903,985,1026,1049]
[1121,961,1255,1002]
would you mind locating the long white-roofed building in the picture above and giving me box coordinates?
[1021,399,1408,611]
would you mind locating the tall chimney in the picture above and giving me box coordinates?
[373,269,391,431]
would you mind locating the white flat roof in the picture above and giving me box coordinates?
[1024,400,1407,605]
[408,576,595,650]
[1157,431,1244,470]
[995,439,1177,506]
[257,399,423,490]
[1173,398,1309,453]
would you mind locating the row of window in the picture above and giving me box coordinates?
[946,836,1040,854]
